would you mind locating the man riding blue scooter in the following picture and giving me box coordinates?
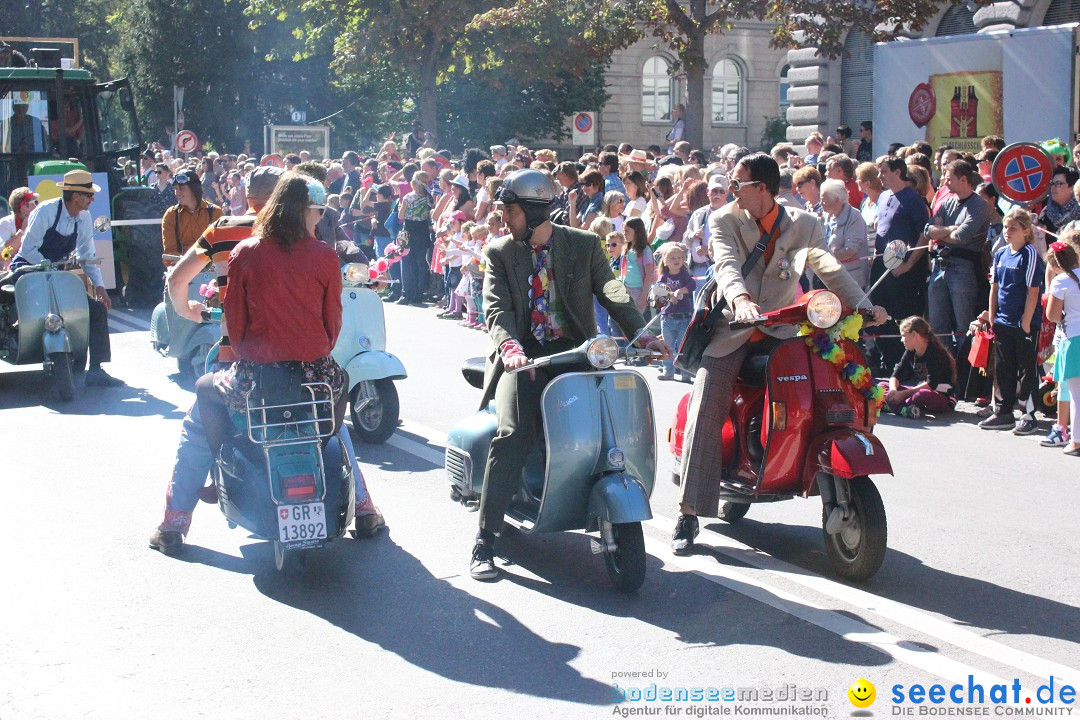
[5,169,122,387]
[468,168,671,581]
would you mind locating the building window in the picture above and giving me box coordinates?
[779,64,790,114]
[642,57,674,123]
[1043,0,1080,24]
[936,4,976,35]
[840,30,874,132]
[711,59,742,125]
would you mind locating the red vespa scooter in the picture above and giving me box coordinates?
[669,289,893,581]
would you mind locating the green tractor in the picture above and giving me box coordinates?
[1,38,164,306]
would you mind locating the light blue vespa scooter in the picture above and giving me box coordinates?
[150,253,221,380]
[0,256,95,401]
[446,333,662,593]
[332,262,407,444]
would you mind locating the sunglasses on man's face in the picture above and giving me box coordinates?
[728,178,762,192]
[75,192,95,200]
[606,242,621,248]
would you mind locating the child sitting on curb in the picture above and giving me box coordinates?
[880,315,957,419]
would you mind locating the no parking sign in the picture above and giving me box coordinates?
[571,111,596,147]
[992,143,1053,204]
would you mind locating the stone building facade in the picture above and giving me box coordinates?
[573,0,1080,156]
[784,0,1080,149]
[583,22,790,152]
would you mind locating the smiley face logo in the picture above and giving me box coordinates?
[847,678,876,708]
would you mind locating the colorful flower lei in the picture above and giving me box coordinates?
[797,314,885,415]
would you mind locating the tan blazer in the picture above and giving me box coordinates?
[705,200,870,359]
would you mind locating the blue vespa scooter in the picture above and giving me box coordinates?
[150,253,221,380]
[0,255,97,402]
[212,367,356,574]
[445,332,662,593]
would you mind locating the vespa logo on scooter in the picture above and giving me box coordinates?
[777,374,808,382]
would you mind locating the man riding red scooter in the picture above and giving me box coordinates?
[671,153,888,579]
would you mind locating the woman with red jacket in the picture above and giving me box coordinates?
[196,172,345,453]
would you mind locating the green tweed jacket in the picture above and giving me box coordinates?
[478,224,647,408]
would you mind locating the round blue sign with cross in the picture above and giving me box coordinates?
[991,143,1053,204]
[574,113,593,133]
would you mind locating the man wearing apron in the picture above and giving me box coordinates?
[9,169,122,387]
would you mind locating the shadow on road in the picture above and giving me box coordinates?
[701,516,1080,649]
[179,534,611,705]
[493,529,889,668]
[0,368,184,418]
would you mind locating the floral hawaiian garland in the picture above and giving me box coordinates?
[797,314,885,415]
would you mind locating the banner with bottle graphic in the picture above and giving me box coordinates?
[924,71,1003,154]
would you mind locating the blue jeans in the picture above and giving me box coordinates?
[661,312,691,376]
[594,298,611,336]
[928,260,978,345]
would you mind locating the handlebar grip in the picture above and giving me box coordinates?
[729,317,766,331]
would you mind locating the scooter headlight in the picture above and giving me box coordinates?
[607,447,625,468]
[586,336,620,369]
[806,291,843,329]
[43,313,63,332]
[343,263,369,285]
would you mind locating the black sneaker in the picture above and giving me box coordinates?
[1013,414,1040,435]
[470,540,499,581]
[671,514,699,555]
[978,412,1015,430]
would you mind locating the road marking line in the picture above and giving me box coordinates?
[107,310,151,331]
[388,415,1076,688]
[643,533,1028,692]
[386,432,444,467]
[644,517,1079,686]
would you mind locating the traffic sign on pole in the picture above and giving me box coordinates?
[261,154,285,169]
[992,143,1053,204]
[175,130,198,154]
[571,111,596,147]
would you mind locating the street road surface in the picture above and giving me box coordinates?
[1,300,1077,720]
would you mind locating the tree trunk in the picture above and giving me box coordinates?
[417,43,442,146]
[683,31,707,150]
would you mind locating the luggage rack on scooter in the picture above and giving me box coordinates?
[245,382,336,445]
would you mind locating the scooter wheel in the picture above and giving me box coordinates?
[719,501,750,523]
[602,522,647,593]
[49,352,75,402]
[822,476,887,582]
[273,541,307,576]
[350,379,399,444]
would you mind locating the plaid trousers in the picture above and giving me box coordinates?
[678,337,780,516]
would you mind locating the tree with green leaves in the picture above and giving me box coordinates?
[618,0,956,149]
[248,0,636,148]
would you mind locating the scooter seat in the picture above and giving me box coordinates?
[461,357,486,390]
[738,352,770,387]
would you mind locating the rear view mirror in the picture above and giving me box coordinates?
[882,240,908,271]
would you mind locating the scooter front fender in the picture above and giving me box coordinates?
[801,429,892,493]
[42,328,72,356]
[586,472,653,530]
[343,351,407,386]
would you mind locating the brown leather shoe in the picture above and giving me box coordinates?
[353,508,386,538]
[149,528,184,556]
